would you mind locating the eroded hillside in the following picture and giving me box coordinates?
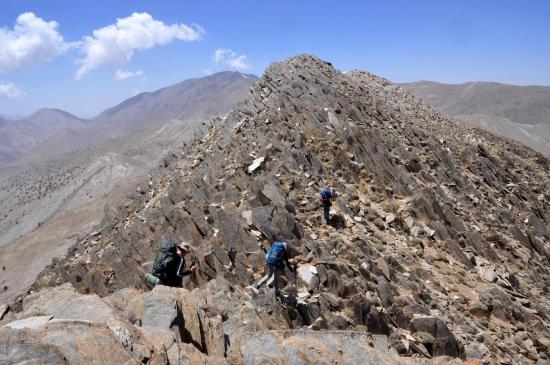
[1,55,548,364]
[0,72,257,306]
[400,81,550,156]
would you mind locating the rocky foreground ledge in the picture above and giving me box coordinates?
[1,282,466,364]
[1,55,548,364]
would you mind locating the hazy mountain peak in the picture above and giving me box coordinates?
[29,108,83,121]
[0,108,89,167]
[0,72,258,167]
[93,70,259,133]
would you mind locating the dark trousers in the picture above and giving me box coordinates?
[323,203,330,223]
[267,264,282,294]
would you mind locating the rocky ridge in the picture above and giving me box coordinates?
[0,72,256,305]
[1,55,548,364]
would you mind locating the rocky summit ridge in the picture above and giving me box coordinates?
[1,55,548,364]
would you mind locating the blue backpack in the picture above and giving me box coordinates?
[266,241,286,268]
[320,188,332,200]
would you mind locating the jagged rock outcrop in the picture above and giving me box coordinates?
[2,55,548,364]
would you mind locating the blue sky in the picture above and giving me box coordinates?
[0,0,549,117]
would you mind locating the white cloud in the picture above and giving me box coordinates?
[0,81,24,98]
[76,12,204,79]
[0,12,71,73]
[213,49,251,70]
[115,69,144,80]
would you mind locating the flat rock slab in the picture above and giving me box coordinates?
[0,327,67,364]
[1,319,139,364]
[22,284,118,324]
[40,320,137,365]
[240,330,438,365]
[3,315,53,331]
[141,288,179,330]
[259,183,286,207]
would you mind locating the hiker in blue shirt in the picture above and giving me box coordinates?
[265,241,294,295]
[320,187,333,223]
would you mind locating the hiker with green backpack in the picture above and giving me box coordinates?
[144,240,196,287]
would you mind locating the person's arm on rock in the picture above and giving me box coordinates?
[177,257,197,277]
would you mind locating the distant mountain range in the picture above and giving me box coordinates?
[3,76,547,168]
[400,81,550,156]
[0,71,258,167]
[0,109,87,166]
[0,114,25,121]
[94,71,256,132]
[0,71,257,297]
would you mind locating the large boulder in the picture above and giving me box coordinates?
[1,318,147,364]
[252,205,301,241]
[0,326,67,364]
[366,308,391,336]
[2,284,168,364]
[411,315,463,358]
[393,301,430,330]
[32,319,141,364]
[141,286,180,331]
[257,182,287,207]
[239,330,439,365]
[22,284,120,323]
[176,277,285,359]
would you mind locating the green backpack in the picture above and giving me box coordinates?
[152,240,177,280]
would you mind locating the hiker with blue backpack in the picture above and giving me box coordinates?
[320,187,333,223]
[264,241,294,295]
[144,240,196,287]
